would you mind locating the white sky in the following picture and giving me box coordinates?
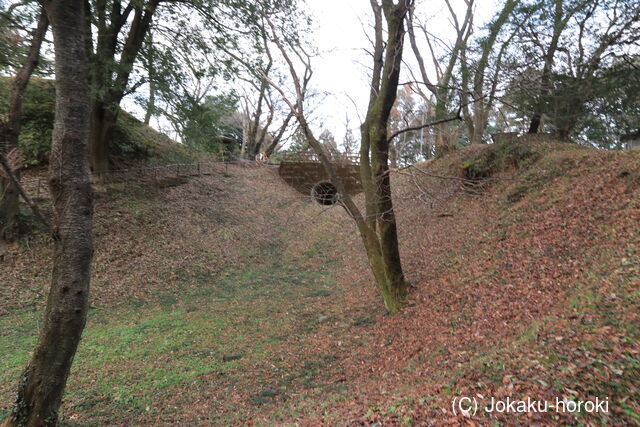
[304,0,499,142]
[128,0,499,144]
[306,0,374,133]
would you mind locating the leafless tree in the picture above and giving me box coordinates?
[231,21,295,159]
[260,0,414,313]
[460,0,521,144]
[406,0,472,152]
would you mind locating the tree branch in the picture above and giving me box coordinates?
[0,153,51,231]
[388,107,462,143]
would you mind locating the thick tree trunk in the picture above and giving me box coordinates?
[470,106,487,144]
[89,99,117,173]
[369,132,407,313]
[433,98,453,154]
[88,0,159,171]
[434,123,452,155]
[359,1,409,314]
[0,174,20,241]
[246,86,266,159]
[375,173,406,313]
[5,0,93,424]
[0,11,48,241]
[246,135,261,159]
[528,113,542,134]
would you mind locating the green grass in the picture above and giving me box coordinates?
[0,244,341,425]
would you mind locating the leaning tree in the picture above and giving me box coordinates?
[260,0,414,313]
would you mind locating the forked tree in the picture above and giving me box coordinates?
[514,0,640,137]
[406,0,473,152]
[262,0,413,314]
[3,0,94,424]
[459,0,520,144]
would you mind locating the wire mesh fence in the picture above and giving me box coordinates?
[17,149,363,204]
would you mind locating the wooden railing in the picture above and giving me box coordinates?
[279,150,360,164]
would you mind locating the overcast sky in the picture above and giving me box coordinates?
[132,0,499,145]
[305,0,498,142]
[306,0,374,134]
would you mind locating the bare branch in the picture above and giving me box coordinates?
[388,107,462,143]
[0,153,51,231]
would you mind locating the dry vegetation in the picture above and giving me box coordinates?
[1,141,639,425]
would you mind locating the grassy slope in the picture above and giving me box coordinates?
[0,77,196,168]
[1,164,362,425]
[1,141,639,425]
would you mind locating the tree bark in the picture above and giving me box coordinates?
[359,0,410,313]
[89,99,116,173]
[89,0,160,171]
[245,80,268,158]
[4,0,94,424]
[143,36,156,125]
[144,83,155,125]
[0,10,48,241]
[261,0,410,313]
[264,110,293,157]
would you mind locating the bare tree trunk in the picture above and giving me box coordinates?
[528,113,542,134]
[264,110,293,157]
[89,99,115,173]
[470,104,487,144]
[0,11,48,241]
[143,35,155,125]
[4,0,94,423]
[434,122,452,154]
[88,0,159,172]
[359,0,410,313]
[144,83,155,125]
[246,80,268,158]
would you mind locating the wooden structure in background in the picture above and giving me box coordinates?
[621,132,640,150]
